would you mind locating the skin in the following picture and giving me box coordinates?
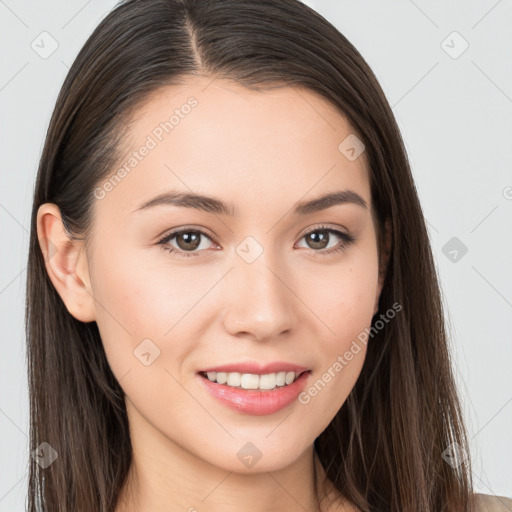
[37,76,391,512]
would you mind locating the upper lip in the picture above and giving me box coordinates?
[198,361,310,375]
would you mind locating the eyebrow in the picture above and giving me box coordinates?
[132,189,368,216]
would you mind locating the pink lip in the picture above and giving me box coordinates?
[198,361,309,375]
[196,370,311,415]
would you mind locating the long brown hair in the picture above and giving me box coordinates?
[26,0,474,510]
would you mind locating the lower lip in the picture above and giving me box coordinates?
[196,371,311,416]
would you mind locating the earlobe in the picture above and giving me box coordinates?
[373,218,392,316]
[36,203,96,323]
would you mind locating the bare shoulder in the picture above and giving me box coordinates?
[323,497,359,512]
[320,478,360,512]
[323,492,512,512]
[321,490,360,512]
[473,493,512,511]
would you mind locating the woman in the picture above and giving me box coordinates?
[26,0,510,510]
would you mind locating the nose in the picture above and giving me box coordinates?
[221,252,296,341]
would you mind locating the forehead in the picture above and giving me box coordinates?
[97,77,371,220]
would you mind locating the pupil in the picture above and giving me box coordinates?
[178,232,200,250]
[308,231,328,249]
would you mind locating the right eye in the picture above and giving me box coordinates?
[157,227,219,258]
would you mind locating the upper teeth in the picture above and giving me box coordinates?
[205,371,300,390]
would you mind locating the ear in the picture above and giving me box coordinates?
[36,203,96,323]
[373,217,392,316]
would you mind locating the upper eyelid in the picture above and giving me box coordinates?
[160,223,349,238]
[159,226,219,245]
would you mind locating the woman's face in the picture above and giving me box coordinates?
[48,77,386,473]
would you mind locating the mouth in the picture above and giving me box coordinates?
[198,369,311,391]
[196,368,312,415]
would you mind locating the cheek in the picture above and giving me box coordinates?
[296,270,374,428]
[89,243,217,382]
[294,251,377,418]
[304,252,379,342]
[87,245,171,378]
[91,243,184,333]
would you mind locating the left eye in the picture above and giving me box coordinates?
[157,226,355,258]
[297,227,354,254]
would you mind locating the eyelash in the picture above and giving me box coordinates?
[157,224,356,259]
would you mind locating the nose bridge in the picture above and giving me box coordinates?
[222,239,295,338]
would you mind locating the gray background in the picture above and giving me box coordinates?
[1,0,511,509]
